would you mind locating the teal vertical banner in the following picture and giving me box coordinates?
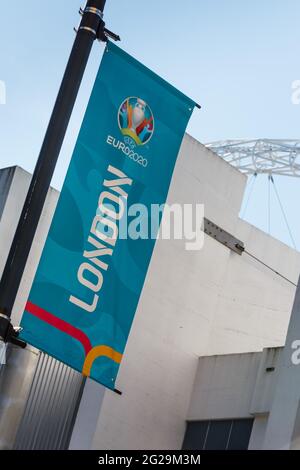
[20,42,197,389]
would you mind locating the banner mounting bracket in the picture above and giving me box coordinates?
[203,218,245,255]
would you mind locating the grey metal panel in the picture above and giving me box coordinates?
[14,352,85,450]
[0,345,39,450]
[0,167,15,220]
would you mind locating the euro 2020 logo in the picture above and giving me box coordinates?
[118,97,154,147]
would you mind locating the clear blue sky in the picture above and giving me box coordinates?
[1,0,300,249]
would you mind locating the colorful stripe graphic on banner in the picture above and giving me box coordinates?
[20,41,197,389]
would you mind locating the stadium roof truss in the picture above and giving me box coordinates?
[206,139,300,177]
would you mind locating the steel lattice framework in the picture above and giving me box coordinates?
[206,139,300,177]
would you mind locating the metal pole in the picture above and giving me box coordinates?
[0,0,107,343]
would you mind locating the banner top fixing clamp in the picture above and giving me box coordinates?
[77,5,120,42]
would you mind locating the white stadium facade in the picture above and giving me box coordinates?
[1,134,300,450]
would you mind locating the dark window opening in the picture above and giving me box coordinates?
[182,418,254,450]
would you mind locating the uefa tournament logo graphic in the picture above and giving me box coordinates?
[118,97,154,147]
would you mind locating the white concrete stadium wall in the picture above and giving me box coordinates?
[0,166,59,326]
[71,135,300,450]
[1,133,300,451]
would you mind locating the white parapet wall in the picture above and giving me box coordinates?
[184,348,283,450]
[0,166,59,326]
